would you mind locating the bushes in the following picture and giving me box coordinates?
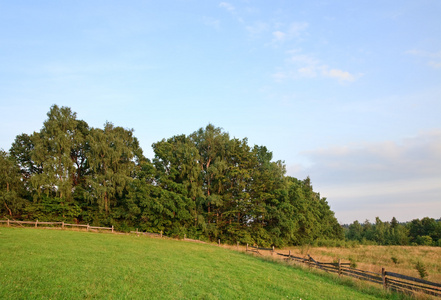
[415,235,433,246]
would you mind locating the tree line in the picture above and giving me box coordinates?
[0,105,343,246]
[345,217,441,246]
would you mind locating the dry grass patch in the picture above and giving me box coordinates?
[275,245,441,283]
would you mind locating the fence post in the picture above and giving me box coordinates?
[272,246,274,256]
[338,259,342,277]
[87,224,89,232]
[218,239,220,246]
[62,222,64,229]
[184,234,186,240]
[7,219,9,227]
[237,241,239,251]
[160,230,163,238]
[111,225,114,233]
[382,268,387,290]
[246,243,248,252]
[35,220,38,228]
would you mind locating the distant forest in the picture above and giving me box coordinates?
[344,217,441,247]
[0,105,439,247]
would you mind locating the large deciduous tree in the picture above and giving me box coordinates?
[86,122,143,215]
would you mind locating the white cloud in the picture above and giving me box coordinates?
[287,50,319,65]
[246,21,269,37]
[219,2,235,12]
[287,22,308,37]
[302,130,441,181]
[274,50,357,83]
[219,2,244,23]
[288,130,441,223]
[407,49,441,69]
[298,66,317,77]
[271,72,288,81]
[270,22,308,45]
[202,17,220,30]
[322,67,355,82]
[272,30,286,42]
[428,61,441,69]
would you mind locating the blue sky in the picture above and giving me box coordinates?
[1,1,440,224]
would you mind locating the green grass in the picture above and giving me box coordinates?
[0,227,404,299]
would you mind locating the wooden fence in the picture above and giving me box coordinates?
[247,245,441,298]
[0,219,114,233]
[130,229,163,238]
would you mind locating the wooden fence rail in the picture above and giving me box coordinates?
[0,219,114,233]
[250,245,441,298]
[385,271,441,297]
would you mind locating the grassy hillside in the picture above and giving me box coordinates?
[0,227,403,300]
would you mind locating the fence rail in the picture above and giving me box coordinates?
[249,244,441,298]
[0,219,114,233]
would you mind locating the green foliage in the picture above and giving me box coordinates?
[348,257,357,268]
[416,235,433,246]
[415,261,428,279]
[4,106,344,246]
[345,217,441,247]
[0,150,29,218]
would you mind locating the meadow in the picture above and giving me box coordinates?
[277,245,441,283]
[0,227,406,300]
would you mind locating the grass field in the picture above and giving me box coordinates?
[275,245,441,283]
[0,227,407,300]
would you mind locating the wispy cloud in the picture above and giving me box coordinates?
[288,130,441,223]
[300,129,441,182]
[272,31,286,42]
[270,22,308,45]
[273,50,358,83]
[407,49,441,69]
[245,21,269,38]
[287,22,309,37]
[202,16,220,30]
[322,68,355,82]
[219,1,244,23]
[219,2,235,12]
[216,4,356,83]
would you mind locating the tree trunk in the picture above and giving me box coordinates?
[104,192,108,213]
[4,201,12,216]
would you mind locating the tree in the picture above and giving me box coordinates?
[0,150,27,217]
[86,122,142,216]
[347,220,363,241]
[152,134,202,236]
[9,105,87,202]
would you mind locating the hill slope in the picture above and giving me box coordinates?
[0,228,399,299]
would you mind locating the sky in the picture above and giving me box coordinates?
[1,1,440,224]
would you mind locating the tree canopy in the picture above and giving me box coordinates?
[345,217,441,246]
[0,105,344,246]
